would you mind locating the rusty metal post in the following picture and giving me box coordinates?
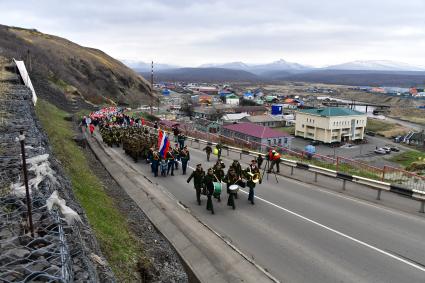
[19,131,34,237]
[381,166,386,182]
[336,157,340,172]
[376,189,381,200]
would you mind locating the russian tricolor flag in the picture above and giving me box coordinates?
[158,130,170,158]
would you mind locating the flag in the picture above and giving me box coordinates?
[158,130,170,158]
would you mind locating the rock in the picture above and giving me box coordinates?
[30,259,50,271]
[8,248,30,258]
[90,253,107,266]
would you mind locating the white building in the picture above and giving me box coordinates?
[221,112,250,124]
[225,94,240,105]
[295,107,367,143]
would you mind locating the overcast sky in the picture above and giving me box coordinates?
[1,0,424,67]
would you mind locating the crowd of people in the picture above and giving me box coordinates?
[80,108,286,215]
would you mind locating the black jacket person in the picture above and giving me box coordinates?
[203,168,216,214]
[212,159,225,182]
[203,145,212,161]
[187,164,205,205]
[245,160,261,205]
[229,160,243,178]
[223,168,245,209]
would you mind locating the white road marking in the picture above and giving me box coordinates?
[190,146,424,222]
[184,162,425,273]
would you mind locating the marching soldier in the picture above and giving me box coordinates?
[173,143,180,170]
[187,164,205,205]
[228,160,242,198]
[244,160,262,205]
[223,167,245,209]
[203,168,217,214]
[215,142,222,159]
[257,154,264,169]
[203,145,212,162]
[151,150,160,177]
[147,147,154,166]
[229,160,243,177]
[212,159,225,202]
[180,146,190,175]
[166,150,175,176]
[212,159,225,181]
[177,133,186,150]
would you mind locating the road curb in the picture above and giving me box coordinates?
[86,133,279,283]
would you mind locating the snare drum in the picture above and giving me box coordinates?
[229,184,239,194]
[213,182,222,197]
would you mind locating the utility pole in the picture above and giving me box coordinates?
[150,61,154,115]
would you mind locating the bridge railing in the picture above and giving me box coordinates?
[142,123,425,212]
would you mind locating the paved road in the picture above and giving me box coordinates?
[385,116,425,132]
[105,141,425,282]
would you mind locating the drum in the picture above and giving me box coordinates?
[229,184,239,194]
[213,148,219,155]
[213,182,222,197]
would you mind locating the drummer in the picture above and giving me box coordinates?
[245,159,262,205]
[229,160,243,177]
[203,168,217,214]
[228,160,242,199]
[213,159,225,180]
[223,167,244,209]
[213,159,225,201]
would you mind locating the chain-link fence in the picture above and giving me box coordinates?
[1,71,98,282]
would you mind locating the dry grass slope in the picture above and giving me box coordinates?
[0,24,154,110]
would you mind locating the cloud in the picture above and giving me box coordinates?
[0,0,424,66]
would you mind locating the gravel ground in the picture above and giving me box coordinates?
[80,138,189,283]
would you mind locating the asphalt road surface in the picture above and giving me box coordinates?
[106,142,425,283]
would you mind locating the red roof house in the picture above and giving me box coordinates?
[221,122,292,150]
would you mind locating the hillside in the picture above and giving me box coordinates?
[0,25,154,110]
[141,67,262,82]
[275,70,425,87]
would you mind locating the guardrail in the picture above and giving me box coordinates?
[145,123,425,213]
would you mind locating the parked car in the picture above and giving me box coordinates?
[366,131,376,136]
[374,148,387,154]
[340,143,356,149]
[382,147,392,154]
[386,145,400,152]
[393,136,402,143]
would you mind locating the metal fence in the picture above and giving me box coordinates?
[383,166,425,193]
[148,119,425,192]
[0,193,72,282]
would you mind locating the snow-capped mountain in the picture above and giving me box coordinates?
[120,60,179,71]
[199,61,250,70]
[199,59,311,74]
[325,60,425,72]
[252,59,310,71]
